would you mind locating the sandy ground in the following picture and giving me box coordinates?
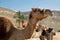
[53,32,60,40]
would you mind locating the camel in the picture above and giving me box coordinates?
[36,25,54,40]
[0,8,53,40]
[30,25,48,38]
[40,28,53,40]
[36,25,53,40]
[28,25,54,40]
[0,17,14,40]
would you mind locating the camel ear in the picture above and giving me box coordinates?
[47,28,53,33]
[40,9,44,14]
[37,8,41,12]
[32,8,37,12]
[42,9,45,13]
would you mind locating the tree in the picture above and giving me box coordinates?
[13,11,26,28]
[13,11,21,28]
[20,14,25,28]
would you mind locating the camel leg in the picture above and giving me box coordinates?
[40,35,45,40]
[47,33,53,40]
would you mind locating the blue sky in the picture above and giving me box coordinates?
[0,0,60,12]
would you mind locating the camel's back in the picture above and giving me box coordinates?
[0,17,13,40]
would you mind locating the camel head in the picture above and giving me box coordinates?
[29,8,53,20]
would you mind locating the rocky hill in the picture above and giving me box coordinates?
[0,7,17,27]
[0,7,60,31]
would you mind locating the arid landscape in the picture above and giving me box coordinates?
[0,7,60,40]
[0,7,60,31]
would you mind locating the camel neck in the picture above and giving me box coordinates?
[29,18,38,26]
[24,18,39,39]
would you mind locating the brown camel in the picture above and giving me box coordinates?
[40,28,53,40]
[0,17,14,40]
[0,8,52,40]
[34,24,53,40]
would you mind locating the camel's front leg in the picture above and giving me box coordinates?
[40,35,45,40]
[47,33,53,40]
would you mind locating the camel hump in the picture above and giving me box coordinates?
[0,17,13,39]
